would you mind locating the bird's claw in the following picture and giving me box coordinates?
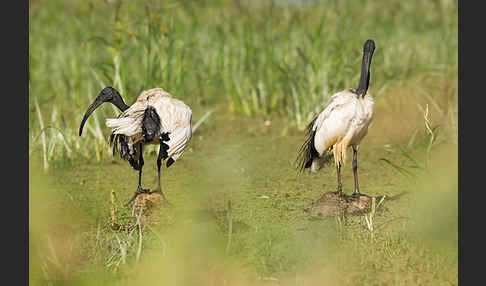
[125,186,150,206]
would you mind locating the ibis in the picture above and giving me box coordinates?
[79,87,192,205]
[296,39,376,196]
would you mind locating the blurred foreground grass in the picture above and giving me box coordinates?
[30,110,457,285]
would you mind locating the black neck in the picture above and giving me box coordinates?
[111,89,130,111]
[116,100,130,112]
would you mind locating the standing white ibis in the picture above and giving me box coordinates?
[79,87,192,205]
[296,39,376,196]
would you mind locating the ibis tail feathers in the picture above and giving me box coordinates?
[295,118,320,172]
[110,133,142,170]
[296,117,334,173]
[110,133,130,161]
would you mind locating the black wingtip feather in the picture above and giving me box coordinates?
[109,133,131,162]
[110,133,118,156]
[295,117,320,173]
[166,158,175,168]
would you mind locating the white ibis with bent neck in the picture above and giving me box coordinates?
[79,87,192,205]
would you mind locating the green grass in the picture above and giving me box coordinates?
[29,0,458,285]
[29,0,457,165]
[30,111,457,285]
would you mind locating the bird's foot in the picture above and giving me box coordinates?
[351,191,361,198]
[125,186,150,207]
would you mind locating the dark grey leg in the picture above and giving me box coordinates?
[125,144,149,206]
[352,146,360,195]
[153,142,168,201]
[336,162,343,195]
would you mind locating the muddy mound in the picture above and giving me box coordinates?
[304,191,388,218]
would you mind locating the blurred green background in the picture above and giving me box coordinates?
[29,0,457,285]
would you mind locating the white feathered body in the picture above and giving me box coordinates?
[106,88,192,162]
[311,89,374,171]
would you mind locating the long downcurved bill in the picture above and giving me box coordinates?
[356,40,375,96]
[356,51,373,96]
[79,98,103,136]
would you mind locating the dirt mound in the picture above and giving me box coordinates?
[110,191,168,232]
[304,191,387,218]
[131,191,167,219]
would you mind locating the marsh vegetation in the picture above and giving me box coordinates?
[29,0,458,285]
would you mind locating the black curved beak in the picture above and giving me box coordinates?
[356,39,375,96]
[78,87,129,136]
[79,98,104,136]
[361,52,372,85]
